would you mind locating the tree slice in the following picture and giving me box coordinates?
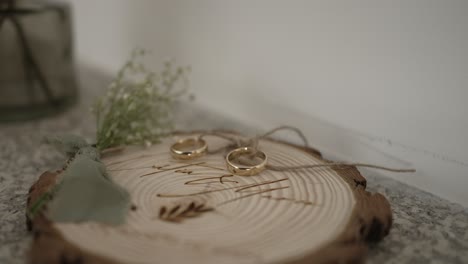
[27,133,392,264]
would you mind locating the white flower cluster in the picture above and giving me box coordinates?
[92,49,190,150]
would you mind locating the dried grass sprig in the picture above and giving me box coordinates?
[93,49,191,150]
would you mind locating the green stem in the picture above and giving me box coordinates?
[27,192,52,219]
[27,184,60,219]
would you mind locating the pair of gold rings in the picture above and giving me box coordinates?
[170,138,268,176]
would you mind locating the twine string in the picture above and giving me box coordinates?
[267,163,415,173]
[198,132,239,154]
[197,126,415,173]
[260,125,309,147]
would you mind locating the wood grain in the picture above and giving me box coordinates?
[26,132,392,264]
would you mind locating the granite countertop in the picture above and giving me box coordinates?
[1,68,467,264]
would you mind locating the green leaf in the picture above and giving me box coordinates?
[47,152,130,225]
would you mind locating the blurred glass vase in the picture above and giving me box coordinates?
[0,0,78,121]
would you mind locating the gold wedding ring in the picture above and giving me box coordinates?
[170,138,207,160]
[226,147,268,176]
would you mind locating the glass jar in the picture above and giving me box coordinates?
[0,0,78,121]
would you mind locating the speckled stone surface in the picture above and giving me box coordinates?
[1,68,467,264]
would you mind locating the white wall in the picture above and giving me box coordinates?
[69,0,468,206]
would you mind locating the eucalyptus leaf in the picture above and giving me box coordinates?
[47,147,130,225]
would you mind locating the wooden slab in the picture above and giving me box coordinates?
[26,133,392,264]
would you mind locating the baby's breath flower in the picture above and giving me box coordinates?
[92,50,190,150]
